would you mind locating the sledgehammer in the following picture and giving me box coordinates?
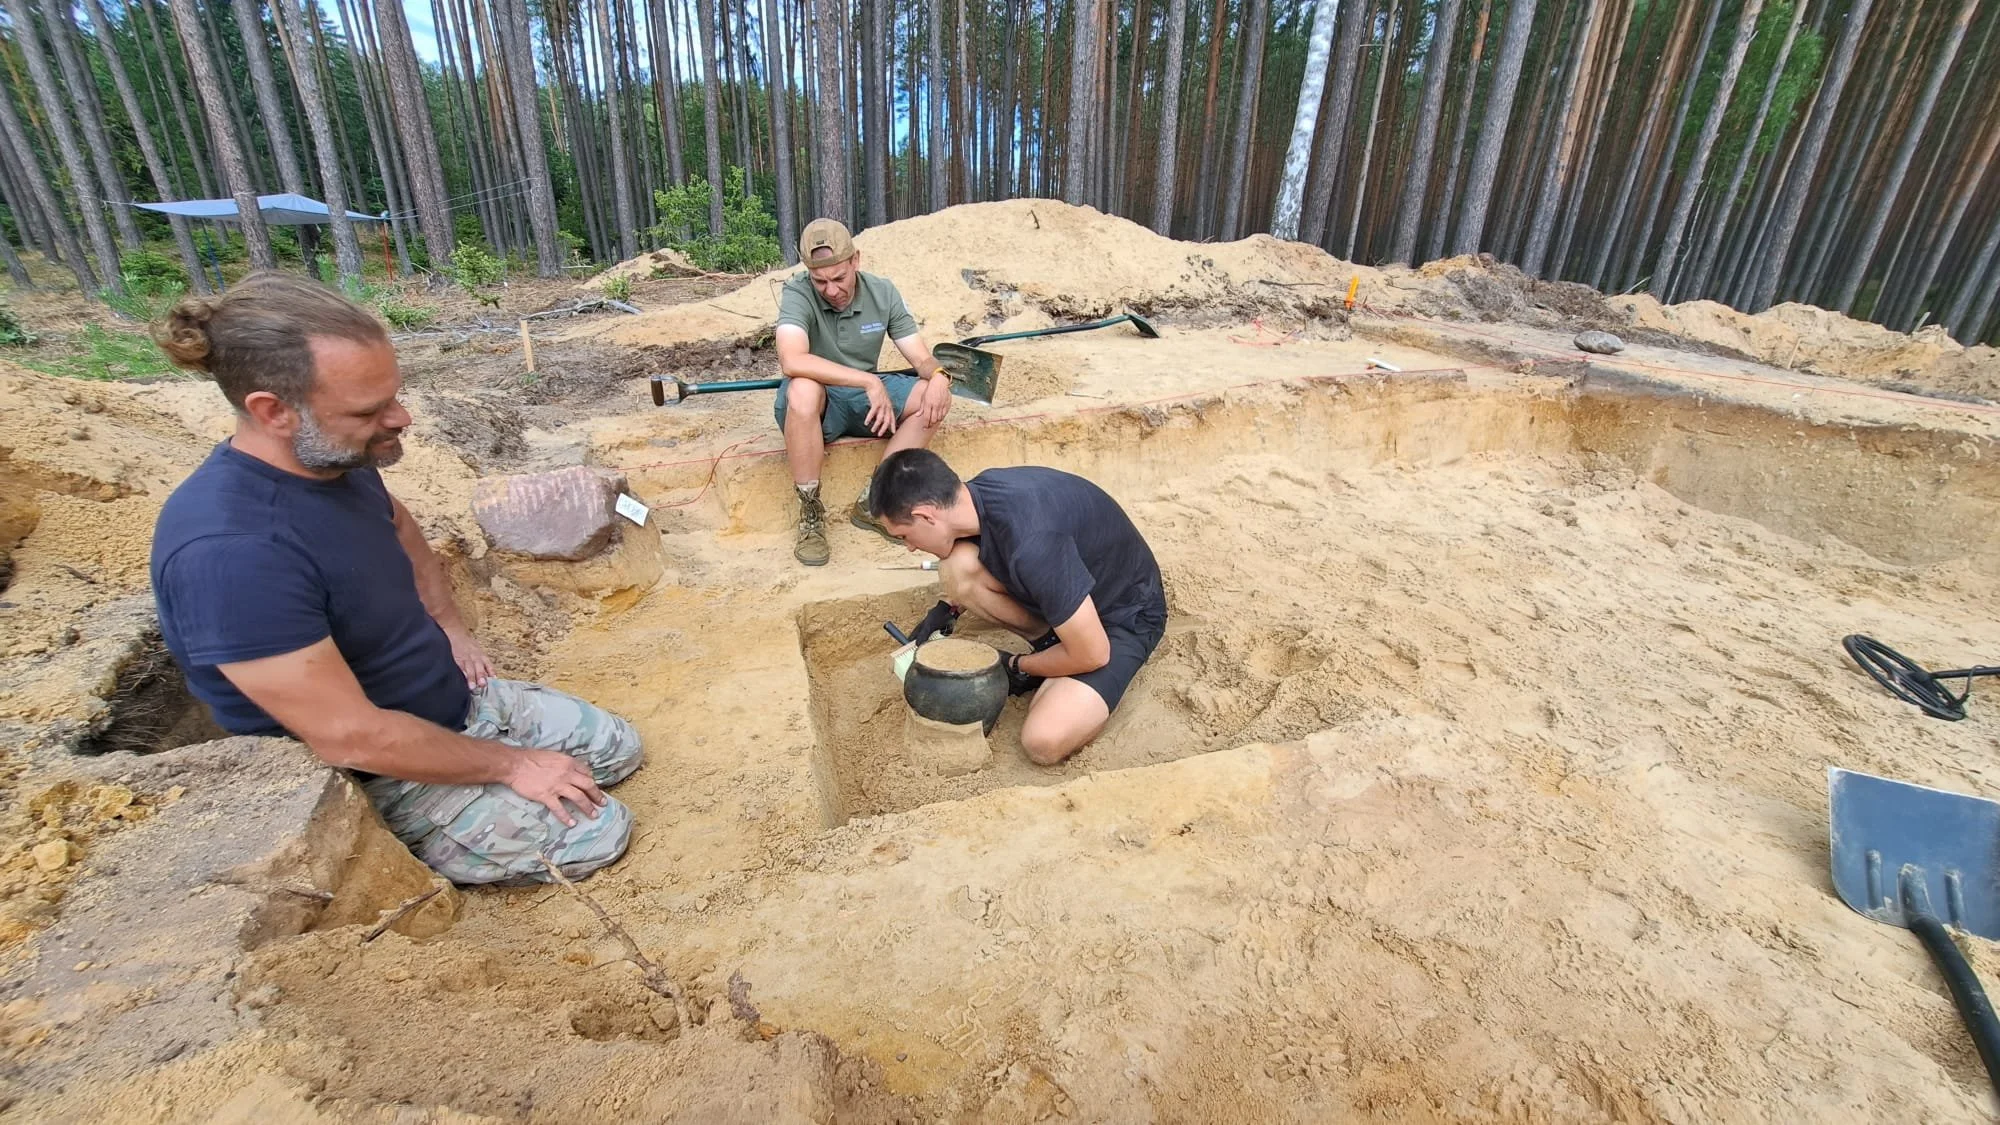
[649,375,780,405]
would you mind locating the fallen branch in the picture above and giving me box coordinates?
[538,853,692,1029]
[363,882,448,942]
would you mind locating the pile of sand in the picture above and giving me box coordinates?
[580,246,707,289]
[1611,294,2000,399]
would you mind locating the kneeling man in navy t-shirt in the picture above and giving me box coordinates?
[868,449,1168,765]
[149,273,642,885]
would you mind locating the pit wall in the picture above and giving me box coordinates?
[622,370,2000,575]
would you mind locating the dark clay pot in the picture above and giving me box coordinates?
[904,642,1009,734]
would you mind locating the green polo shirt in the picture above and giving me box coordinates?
[775,270,919,372]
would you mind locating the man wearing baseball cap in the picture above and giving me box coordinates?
[774,217,953,566]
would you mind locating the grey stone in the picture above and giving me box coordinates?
[472,466,629,561]
[1574,330,1625,355]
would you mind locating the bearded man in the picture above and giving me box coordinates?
[148,272,643,885]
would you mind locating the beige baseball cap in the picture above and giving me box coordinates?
[799,218,857,267]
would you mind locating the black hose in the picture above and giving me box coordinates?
[1908,909,2000,1100]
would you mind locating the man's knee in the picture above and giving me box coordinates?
[1020,727,1078,766]
[590,712,645,785]
[422,796,635,885]
[785,377,826,416]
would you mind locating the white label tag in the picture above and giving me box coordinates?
[614,493,650,526]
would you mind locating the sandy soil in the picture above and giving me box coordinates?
[4,204,2000,1121]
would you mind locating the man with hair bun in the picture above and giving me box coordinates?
[149,272,644,885]
[868,449,1167,766]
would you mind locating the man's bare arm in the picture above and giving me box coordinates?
[1019,596,1113,679]
[774,324,882,386]
[219,639,605,825]
[890,333,943,380]
[390,495,468,633]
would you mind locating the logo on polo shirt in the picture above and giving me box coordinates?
[860,321,885,336]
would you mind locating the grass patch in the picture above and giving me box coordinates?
[21,325,181,382]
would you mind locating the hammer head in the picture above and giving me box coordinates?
[649,376,690,406]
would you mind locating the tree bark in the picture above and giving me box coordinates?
[273,0,365,282]
[1217,0,1269,238]
[1450,0,1536,254]
[1425,0,1489,260]
[1344,0,1398,256]
[4,0,125,289]
[1149,0,1191,232]
[0,212,28,286]
[1189,0,1227,234]
[139,0,218,199]
[1582,0,1696,288]
[41,0,144,248]
[1385,0,1463,262]
[1945,199,2000,341]
[232,0,307,192]
[371,0,455,269]
[1893,94,2000,330]
[78,0,211,290]
[1650,0,1763,295]
[1520,0,1606,276]
[492,0,563,274]
[595,0,638,254]
[1062,0,1097,204]
[763,0,801,258]
[812,0,849,218]
[1271,0,1340,240]
[1614,0,1723,291]
[0,75,97,289]
[1748,0,1877,312]
[1828,0,1977,313]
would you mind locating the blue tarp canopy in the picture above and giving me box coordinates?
[132,193,383,226]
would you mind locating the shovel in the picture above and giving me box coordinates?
[649,344,1000,408]
[958,310,1159,349]
[1828,767,2000,1095]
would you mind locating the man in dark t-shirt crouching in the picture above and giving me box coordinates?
[148,273,643,885]
[869,449,1168,765]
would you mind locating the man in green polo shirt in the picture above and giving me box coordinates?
[775,217,953,566]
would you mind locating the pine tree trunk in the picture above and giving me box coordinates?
[1748,0,1877,312]
[1189,0,1227,235]
[1217,0,1269,238]
[1424,0,1488,259]
[813,0,849,218]
[1789,5,1911,303]
[593,0,637,254]
[1519,0,1604,276]
[1383,0,1462,262]
[78,0,211,291]
[231,0,307,192]
[954,0,970,200]
[1149,0,1190,232]
[1680,0,1805,301]
[492,0,563,274]
[1062,0,1097,204]
[1611,0,1722,290]
[695,0,728,238]
[41,0,144,249]
[137,0,219,199]
[1547,0,1632,276]
[0,213,28,286]
[1270,0,1340,240]
[1582,0,1694,287]
[1450,0,1535,254]
[1828,0,1976,313]
[272,0,365,282]
[1945,201,2000,341]
[338,0,413,272]
[764,0,801,258]
[4,0,126,290]
[926,0,946,207]
[860,0,886,225]
[0,72,97,289]
[1895,105,2000,330]
[372,0,455,269]
[1647,0,1762,294]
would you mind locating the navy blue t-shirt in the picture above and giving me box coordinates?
[150,443,471,737]
[964,467,1165,632]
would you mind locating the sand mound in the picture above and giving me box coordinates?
[581,246,708,290]
[1609,294,2000,400]
[582,200,1368,358]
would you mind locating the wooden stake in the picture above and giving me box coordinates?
[520,320,536,372]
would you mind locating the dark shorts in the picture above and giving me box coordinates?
[1072,601,1168,712]
[773,374,921,444]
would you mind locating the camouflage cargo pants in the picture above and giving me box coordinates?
[361,678,644,885]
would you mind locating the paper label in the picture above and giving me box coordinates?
[614,493,650,526]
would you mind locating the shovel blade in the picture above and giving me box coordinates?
[1126,311,1160,338]
[934,342,1000,405]
[1829,767,2000,938]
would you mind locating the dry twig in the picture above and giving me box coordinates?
[363,882,448,942]
[538,853,692,1029]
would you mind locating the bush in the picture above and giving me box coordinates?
[377,299,439,331]
[602,274,633,302]
[0,301,34,347]
[449,241,507,291]
[121,249,188,291]
[21,325,176,381]
[647,167,780,274]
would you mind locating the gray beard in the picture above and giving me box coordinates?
[292,406,403,472]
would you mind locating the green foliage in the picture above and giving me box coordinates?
[21,325,178,381]
[602,274,633,302]
[647,168,780,274]
[103,251,190,324]
[449,241,508,291]
[338,278,441,332]
[0,301,34,347]
[1686,2,1827,188]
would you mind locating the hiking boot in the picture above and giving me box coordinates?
[795,487,830,566]
[850,491,898,543]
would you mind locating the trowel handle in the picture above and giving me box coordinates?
[1909,907,2000,1098]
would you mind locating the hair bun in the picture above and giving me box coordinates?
[155,297,217,371]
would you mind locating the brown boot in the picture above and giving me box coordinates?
[850,490,898,543]
[794,485,830,566]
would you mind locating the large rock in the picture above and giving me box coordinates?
[1574,330,1626,354]
[472,465,629,561]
